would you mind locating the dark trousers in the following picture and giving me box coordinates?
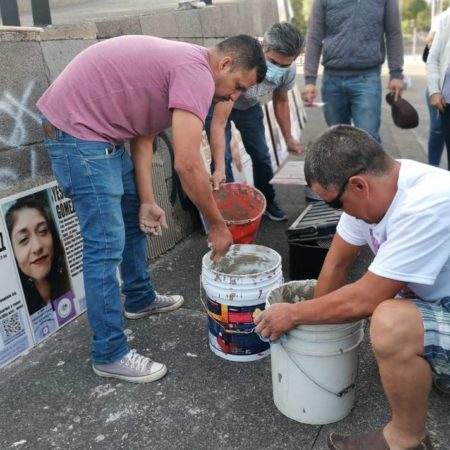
[440,107,450,170]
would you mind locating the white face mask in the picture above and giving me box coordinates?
[265,60,289,83]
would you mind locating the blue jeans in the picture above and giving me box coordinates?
[42,120,156,364]
[321,72,382,142]
[205,103,275,202]
[426,89,445,166]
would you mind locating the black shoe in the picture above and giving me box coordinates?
[433,374,450,398]
[264,201,288,221]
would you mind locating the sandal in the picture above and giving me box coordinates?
[327,429,433,450]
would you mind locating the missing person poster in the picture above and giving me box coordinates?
[0,182,85,365]
[0,219,34,368]
[49,183,86,315]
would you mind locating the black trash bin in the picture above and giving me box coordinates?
[287,201,342,280]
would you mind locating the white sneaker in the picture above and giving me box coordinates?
[92,350,167,383]
[124,294,184,320]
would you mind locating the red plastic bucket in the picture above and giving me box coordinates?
[213,183,266,244]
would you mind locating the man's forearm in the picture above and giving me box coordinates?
[314,234,361,298]
[385,0,404,78]
[273,96,293,143]
[209,124,227,173]
[304,0,325,85]
[130,135,156,205]
[208,102,234,174]
[426,31,442,95]
[314,263,350,298]
[176,156,225,227]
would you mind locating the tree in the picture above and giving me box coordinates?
[402,0,428,20]
[290,0,307,35]
[401,0,429,32]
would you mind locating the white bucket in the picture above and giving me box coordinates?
[267,280,364,424]
[201,244,283,361]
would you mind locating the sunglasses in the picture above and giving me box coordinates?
[325,168,365,210]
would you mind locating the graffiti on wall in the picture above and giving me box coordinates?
[0,82,40,148]
[0,82,47,191]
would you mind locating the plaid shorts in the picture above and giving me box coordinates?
[414,296,450,379]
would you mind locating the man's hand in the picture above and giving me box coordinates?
[139,203,168,235]
[254,303,297,341]
[425,31,436,49]
[387,78,404,102]
[210,169,226,191]
[208,222,233,262]
[430,92,446,113]
[301,84,317,106]
[286,137,304,155]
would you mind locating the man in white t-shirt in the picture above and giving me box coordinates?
[255,125,450,450]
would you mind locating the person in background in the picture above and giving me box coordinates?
[37,34,266,383]
[427,6,450,170]
[302,0,404,142]
[255,125,450,450]
[424,25,446,167]
[205,22,304,221]
[5,194,72,316]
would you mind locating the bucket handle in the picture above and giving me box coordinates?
[279,342,356,398]
[199,276,257,335]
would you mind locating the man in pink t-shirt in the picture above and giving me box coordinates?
[37,35,266,383]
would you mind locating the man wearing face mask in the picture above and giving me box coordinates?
[205,22,305,221]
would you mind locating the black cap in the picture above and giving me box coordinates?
[385,93,419,129]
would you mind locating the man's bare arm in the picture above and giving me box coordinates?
[273,89,304,154]
[209,101,234,189]
[130,133,167,235]
[315,233,362,297]
[172,109,232,260]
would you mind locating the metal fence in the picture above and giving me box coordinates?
[0,0,51,26]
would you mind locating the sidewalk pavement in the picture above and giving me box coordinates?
[1,68,449,450]
[10,0,231,27]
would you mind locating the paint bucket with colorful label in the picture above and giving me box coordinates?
[212,183,266,244]
[266,280,364,424]
[201,244,282,361]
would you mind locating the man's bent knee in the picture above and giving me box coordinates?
[370,300,424,359]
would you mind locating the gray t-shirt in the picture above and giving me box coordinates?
[233,64,297,111]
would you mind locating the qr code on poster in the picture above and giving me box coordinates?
[1,312,22,341]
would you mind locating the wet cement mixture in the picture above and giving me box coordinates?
[210,246,279,276]
[267,280,317,305]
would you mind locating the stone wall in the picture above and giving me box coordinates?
[0,0,279,256]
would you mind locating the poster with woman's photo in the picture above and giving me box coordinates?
[0,218,35,368]
[0,182,86,349]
